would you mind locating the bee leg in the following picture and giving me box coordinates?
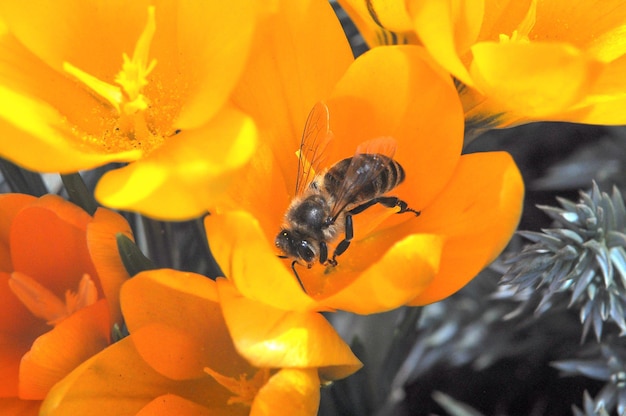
[330,214,354,265]
[291,260,307,292]
[350,196,420,216]
[319,241,329,265]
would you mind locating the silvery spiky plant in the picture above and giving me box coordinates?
[555,341,626,415]
[572,391,611,416]
[502,183,626,341]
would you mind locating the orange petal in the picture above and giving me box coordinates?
[204,211,317,312]
[95,106,257,220]
[470,41,604,120]
[121,270,253,380]
[87,208,132,326]
[327,45,464,209]
[217,279,362,380]
[0,0,152,77]
[410,151,523,305]
[215,140,292,239]
[8,272,68,325]
[31,194,91,229]
[479,0,535,42]
[231,0,353,178]
[317,234,443,314]
[0,332,27,396]
[136,394,213,416]
[18,299,110,400]
[251,368,320,416]
[129,324,209,381]
[39,337,185,416]
[9,196,97,297]
[408,0,483,87]
[0,270,47,345]
[0,397,40,416]
[526,0,626,62]
[0,194,36,272]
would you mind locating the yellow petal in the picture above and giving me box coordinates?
[136,394,213,416]
[317,234,443,314]
[204,211,317,312]
[551,55,626,125]
[251,369,320,416]
[0,84,140,173]
[0,0,152,76]
[172,0,266,129]
[470,41,604,121]
[121,271,256,381]
[232,0,353,178]
[328,45,463,209]
[479,0,535,43]
[410,151,523,305]
[39,337,200,416]
[408,0,484,87]
[356,0,413,31]
[217,279,362,380]
[336,0,417,47]
[95,106,257,220]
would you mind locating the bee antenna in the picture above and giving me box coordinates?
[291,261,307,293]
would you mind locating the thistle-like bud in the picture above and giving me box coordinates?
[502,183,626,340]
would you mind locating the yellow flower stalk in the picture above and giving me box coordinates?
[0,0,270,219]
[338,0,626,133]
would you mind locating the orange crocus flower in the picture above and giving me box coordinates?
[205,0,524,314]
[338,0,626,132]
[0,0,271,219]
[40,270,361,416]
[0,194,132,415]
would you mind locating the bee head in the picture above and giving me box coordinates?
[275,229,317,266]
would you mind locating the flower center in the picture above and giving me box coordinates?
[8,273,98,326]
[63,6,177,153]
[204,367,270,406]
[499,0,537,43]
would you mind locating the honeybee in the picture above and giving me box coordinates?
[275,101,419,282]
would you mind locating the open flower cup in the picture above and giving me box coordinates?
[0,0,273,219]
[204,0,524,314]
[0,194,132,415]
[40,270,362,416]
[338,0,626,131]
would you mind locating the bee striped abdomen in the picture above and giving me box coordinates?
[323,154,406,205]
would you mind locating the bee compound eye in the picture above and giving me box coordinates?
[298,242,315,263]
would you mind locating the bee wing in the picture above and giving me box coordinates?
[295,101,334,196]
[329,137,398,220]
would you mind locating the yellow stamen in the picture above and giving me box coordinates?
[63,62,123,112]
[63,5,158,148]
[9,272,99,325]
[205,367,270,406]
[114,6,157,109]
[499,0,537,43]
